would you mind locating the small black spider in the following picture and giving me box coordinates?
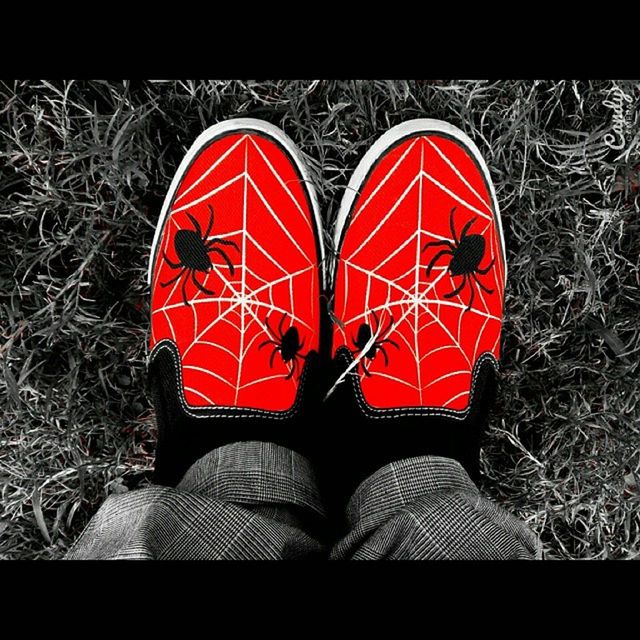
[259,312,306,380]
[422,206,495,311]
[161,204,239,306]
[351,309,399,377]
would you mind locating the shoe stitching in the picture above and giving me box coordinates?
[336,347,498,420]
[149,339,307,420]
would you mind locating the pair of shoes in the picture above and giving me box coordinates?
[148,118,506,495]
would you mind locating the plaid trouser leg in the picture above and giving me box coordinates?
[331,456,542,560]
[65,441,327,560]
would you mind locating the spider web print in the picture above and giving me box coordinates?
[150,132,320,412]
[331,134,505,411]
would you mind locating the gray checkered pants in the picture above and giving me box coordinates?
[65,441,541,560]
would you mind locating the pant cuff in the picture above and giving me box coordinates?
[345,455,479,530]
[176,440,326,520]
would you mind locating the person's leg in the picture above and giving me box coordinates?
[68,120,331,560]
[66,441,328,560]
[330,455,541,560]
[322,120,538,559]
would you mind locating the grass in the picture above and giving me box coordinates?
[0,80,639,560]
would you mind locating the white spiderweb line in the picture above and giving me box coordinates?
[174,134,249,204]
[331,136,502,408]
[351,137,421,225]
[185,386,217,405]
[424,137,492,211]
[155,264,316,334]
[235,142,249,403]
[248,136,313,233]
[153,136,318,407]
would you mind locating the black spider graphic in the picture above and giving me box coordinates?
[161,204,239,306]
[351,309,399,377]
[259,312,306,380]
[422,206,495,311]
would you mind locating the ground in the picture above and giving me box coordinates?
[0,80,639,560]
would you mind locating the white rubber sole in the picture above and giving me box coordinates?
[332,118,507,285]
[147,117,326,288]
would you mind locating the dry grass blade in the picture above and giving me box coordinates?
[31,486,51,545]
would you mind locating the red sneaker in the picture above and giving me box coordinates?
[325,119,506,489]
[148,119,324,484]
